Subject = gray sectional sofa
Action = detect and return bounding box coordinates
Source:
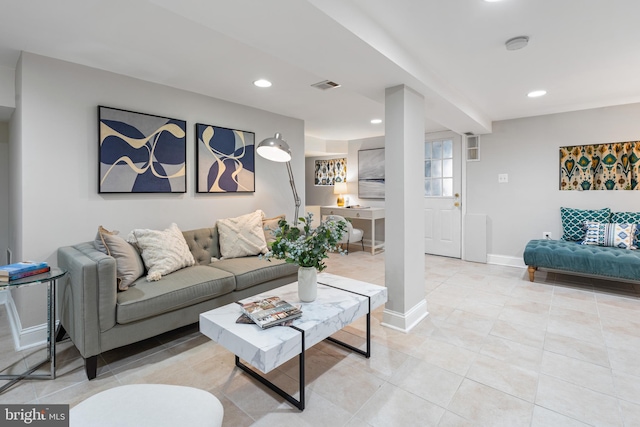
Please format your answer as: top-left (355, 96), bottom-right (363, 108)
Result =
top-left (57, 226), bottom-right (297, 380)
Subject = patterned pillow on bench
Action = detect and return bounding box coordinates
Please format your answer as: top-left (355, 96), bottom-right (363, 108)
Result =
top-left (582, 221), bottom-right (638, 250)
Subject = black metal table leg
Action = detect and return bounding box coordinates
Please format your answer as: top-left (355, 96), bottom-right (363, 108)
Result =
top-left (234, 325), bottom-right (306, 411)
top-left (319, 282), bottom-right (372, 358)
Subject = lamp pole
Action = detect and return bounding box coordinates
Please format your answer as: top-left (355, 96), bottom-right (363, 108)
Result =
top-left (257, 133), bottom-right (301, 225)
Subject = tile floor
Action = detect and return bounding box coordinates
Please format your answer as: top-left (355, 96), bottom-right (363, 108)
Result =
top-left (2, 251), bottom-right (640, 426)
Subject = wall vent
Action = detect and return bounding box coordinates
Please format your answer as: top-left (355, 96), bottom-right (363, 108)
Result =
top-left (467, 135), bottom-right (480, 161)
top-left (311, 80), bottom-right (341, 90)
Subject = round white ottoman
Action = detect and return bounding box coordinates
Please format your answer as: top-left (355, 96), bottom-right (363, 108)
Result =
top-left (70, 384), bottom-right (223, 427)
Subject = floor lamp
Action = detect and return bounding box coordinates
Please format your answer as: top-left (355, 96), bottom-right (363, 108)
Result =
top-left (257, 133), bottom-right (301, 226)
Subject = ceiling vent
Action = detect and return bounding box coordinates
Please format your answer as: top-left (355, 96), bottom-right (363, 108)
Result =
top-left (311, 80), bottom-right (341, 90)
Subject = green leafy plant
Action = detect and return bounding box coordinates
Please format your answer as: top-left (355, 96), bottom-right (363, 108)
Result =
top-left (263, 213), bottom-right (347, 271)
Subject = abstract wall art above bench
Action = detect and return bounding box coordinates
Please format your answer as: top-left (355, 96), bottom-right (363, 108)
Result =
top-left (559, 141), bottom-right (640, 191)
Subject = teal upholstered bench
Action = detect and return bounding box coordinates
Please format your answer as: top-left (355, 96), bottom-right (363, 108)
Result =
top-left (523, 239), bottom-right (640, 282)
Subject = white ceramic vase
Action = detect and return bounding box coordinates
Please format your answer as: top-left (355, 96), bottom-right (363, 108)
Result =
top-left (297, 266), bottom-right (317, 302)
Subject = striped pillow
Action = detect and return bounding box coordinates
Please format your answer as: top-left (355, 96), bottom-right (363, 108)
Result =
top-left (582, 221), bottom-right (638, 250)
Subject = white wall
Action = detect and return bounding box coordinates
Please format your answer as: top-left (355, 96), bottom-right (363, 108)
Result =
top-left (11, 52), bottom-right (305, 328)
top-left (0, 122), bottom-right (8, 263)
top-left (467, 103), bottom-right (640, 263)
top-left (0, 66), bottom-right (15, 109)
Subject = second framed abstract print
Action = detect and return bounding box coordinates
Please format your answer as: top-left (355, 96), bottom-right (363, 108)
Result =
top-left (196, 124), bottom-right (255, 193)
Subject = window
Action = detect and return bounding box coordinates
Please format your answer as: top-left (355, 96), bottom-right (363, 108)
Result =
top-left (425, 139), bottom-right (453, 197)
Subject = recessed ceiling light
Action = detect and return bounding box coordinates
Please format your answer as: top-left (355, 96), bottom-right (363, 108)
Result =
top-left (253, 79), bottom-right (272, 88)
top-left (370, 119), bottom-right (382, 124)
top-left (527, 90), bottom-right (547, 98)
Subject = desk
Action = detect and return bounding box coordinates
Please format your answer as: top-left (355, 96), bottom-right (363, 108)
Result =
top-left (0, 267), bottom-right (66, 393)
top-left (320, 206), bottom-right (385, 255)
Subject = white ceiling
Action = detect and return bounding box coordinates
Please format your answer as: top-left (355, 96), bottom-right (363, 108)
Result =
top-left (1, 0), bottom-right (640, 143)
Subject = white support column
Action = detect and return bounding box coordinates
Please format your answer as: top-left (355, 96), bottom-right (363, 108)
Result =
top-left (382, 85), bottom-right (428, 332)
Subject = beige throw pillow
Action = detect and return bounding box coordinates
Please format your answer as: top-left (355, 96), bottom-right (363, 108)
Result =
top-left (95, 226), bottom-right (144, 291)
top-left (262, 214), bottom-right (286, 245)
top-left (217, 210), bottom-right (268, 259)
top-left (127, 223), bottom-right (195, 281)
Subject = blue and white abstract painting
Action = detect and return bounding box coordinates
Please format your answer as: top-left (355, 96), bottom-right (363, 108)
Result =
top-left (196, 124), bottom-right (255, 193)
top-left (99, 106), bottom-right (186, 193)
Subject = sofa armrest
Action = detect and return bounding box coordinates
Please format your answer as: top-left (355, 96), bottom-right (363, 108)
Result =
top-left (57, 242), bottom-right (118, 358)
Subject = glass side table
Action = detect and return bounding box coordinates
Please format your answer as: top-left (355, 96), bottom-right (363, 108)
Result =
top-left (0, 267), bottom-right (67, 393)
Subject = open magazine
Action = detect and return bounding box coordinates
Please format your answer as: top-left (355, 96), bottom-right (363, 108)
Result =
top-left (238, 296), bottom-right (302, 328)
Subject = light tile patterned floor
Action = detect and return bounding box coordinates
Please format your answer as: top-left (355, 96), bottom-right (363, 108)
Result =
top-left (2, 251), bottom-right (640, 426)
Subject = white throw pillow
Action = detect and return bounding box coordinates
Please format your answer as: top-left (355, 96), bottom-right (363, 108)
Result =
top-left (217, 210), bottom-right (268, 259)
top-left (127, 223), bottom-right (195, 281)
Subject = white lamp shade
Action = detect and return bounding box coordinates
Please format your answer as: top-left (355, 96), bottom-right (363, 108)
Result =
top-left (256, 133), bottom-right (292, 162)
top-left (333, 182), bottom-right (348, 195)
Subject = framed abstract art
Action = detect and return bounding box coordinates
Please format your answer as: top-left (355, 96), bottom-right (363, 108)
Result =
top-left (196, 123), bottom-right (255, 193)
top-left (314, 158), bottom-right (346, 186)
top-left (98, 106), bottom-right (187, 193)
top-left (358, 148), bottom-right (385, 199)
top-left (559, 141), bottom-right (640, 190)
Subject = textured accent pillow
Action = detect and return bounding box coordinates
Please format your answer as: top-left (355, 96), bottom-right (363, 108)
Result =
top-left (95, 226), bottom-right (144, 291)
top-left (127, 223), bottom-right (195, 281)
top-left (582, 221), bottom-right (638, 249)
top-left (262, 214), bottom-right (286, 245)
top-left (611, 211), bottom-right (640, 245)
top-left (217, 210), bottom-right (268, 259)
top-left (560, 207), bottom-right (611, 241)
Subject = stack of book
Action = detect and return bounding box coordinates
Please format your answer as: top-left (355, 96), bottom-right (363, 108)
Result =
top-left (238, 296), bottom-right (302, 329)
top-left (0, 261), bottom-right (50, 282)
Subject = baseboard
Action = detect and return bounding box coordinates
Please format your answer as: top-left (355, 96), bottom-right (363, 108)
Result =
top-left (381, 299), bottom-right (429, 333)
top-left (487, 254), bottom-right (526, 268)
top-left (4, 293), bottom-right (48, 351)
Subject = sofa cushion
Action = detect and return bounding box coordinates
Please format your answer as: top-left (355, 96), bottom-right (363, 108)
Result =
top-left (182, 227), bottom-right (220, 265)
top-left (217, 210), bottom-right (268, 259)
top-left (94, 226), bottom-right (144, 291)
top-left (128, 223), bottom-right (196, 281)
top-left (116, 265), bottom-right (235, 324)
top-left (560, 207), bottom-right (611, 241)
top-left (582, 221), bottom-right (638, 249)
top-left (212, 257), bottom-right (298, 291)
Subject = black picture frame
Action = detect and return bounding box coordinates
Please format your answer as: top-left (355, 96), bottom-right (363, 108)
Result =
top-left (195, 123), bottom-right (255, 193)
top-left (98, 106), bottom-right (187, 193)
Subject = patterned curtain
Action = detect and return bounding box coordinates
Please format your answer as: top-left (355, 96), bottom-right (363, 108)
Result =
top-left (314, 158), bottom-right (347, 186)
top-left (559, 142), bottom-right (640, 190)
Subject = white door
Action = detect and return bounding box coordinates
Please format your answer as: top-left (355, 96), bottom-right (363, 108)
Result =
top-left (424, 135), bottom-right (462, 258)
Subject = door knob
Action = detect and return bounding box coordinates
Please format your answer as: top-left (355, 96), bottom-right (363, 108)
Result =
top-left (454, 193), bottom-right (460, 198)
top-left (454, 202), bottom-right (460, 207)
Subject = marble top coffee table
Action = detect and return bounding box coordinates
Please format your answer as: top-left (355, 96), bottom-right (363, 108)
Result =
top-left (199, 273), bottom-right (387, 410)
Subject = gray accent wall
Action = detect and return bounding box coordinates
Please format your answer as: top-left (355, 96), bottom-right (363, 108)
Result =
top-left (305, 155), bottom-right (342, 207)
top-left (466, 103), bottom-right (640, 263)
top-left (10, 52), bottom-right (305, 328)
